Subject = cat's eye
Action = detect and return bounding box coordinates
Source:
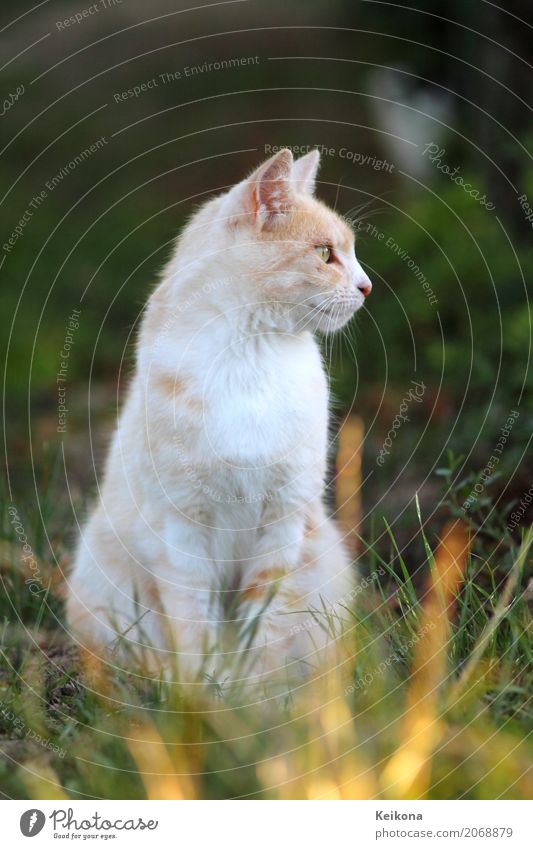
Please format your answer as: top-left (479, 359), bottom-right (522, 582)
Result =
top-left (315, 245), bottom-right (331, 263)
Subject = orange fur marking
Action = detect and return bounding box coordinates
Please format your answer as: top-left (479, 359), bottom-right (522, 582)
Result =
top-left (241, 567), bottom-right (286, 602)
top-left (304, 518), bottom-right (317, 538)
top-left (154, 373), bottom-right (189, 396)
top-left (153, 373), bottom-right (206, 413)
top-left (184, 396), bottom-right (205, 413)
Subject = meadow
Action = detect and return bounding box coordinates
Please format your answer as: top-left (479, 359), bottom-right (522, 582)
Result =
top-left (1, 444), bottom-right (531, 800)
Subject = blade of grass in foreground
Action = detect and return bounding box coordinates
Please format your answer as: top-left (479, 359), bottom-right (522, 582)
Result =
top-left (127, 721), bottom-right (195, 800)
top-left (380, 519), bottom-right (471, 799)
top-left (336, 414), bottom-right (364, 558)
top-left (446, 525), bottom-right (533, 711)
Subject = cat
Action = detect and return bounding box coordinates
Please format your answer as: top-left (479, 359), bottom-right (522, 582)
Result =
top-left (66, 148), bottom-right (372, 685)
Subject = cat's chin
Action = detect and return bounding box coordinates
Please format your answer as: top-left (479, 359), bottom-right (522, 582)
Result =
top-left (308, 302), bottom-right (361, 333)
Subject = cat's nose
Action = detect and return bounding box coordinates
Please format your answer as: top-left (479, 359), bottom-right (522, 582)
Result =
top-left (357, 278), bottom-right (372, 298)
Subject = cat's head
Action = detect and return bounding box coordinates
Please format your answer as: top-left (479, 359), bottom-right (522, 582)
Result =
top-left (212, 148), bottom-right (372, 332)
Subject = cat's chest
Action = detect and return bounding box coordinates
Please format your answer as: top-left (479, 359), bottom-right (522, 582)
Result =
top-left (199, 333), bottom-right (329, 465)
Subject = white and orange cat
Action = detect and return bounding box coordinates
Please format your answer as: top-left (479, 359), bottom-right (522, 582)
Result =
top-left (67, 148), bottom-right (372, 684)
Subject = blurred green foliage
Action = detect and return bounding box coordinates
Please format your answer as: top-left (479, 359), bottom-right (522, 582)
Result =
top-left (1, 0), bottom-right (531, 516)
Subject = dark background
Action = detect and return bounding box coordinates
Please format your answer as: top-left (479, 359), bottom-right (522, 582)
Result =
top-left (1, 0), bottom-right (531, 550)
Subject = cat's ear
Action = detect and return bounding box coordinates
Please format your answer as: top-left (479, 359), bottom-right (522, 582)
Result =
top-left (292, 150), bottom-right (320, 195)
top-left (236, 149), bottom-right (295, 227)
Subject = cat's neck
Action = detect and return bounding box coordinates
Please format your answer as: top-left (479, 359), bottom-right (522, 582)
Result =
top-left (139, 270), bottom-right (314, 377)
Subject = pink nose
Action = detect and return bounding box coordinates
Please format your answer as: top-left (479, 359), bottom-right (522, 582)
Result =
top-left (358, 279), bottom-right (372, 298)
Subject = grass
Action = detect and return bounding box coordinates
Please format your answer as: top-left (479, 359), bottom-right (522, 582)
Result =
top-left (0, 459), bottom-right (532, 800)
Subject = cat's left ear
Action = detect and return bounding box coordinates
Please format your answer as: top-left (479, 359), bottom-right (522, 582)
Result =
top-left (292, 150), bottom-right (320, 195)
top-left (231, 149), bottom-right (295, 228)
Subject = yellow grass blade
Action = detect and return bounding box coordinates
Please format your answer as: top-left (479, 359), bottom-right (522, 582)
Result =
top-left (127, 722), bottom-right (196, 800)
top-left (23, 762), bottom-right (69, 800)
top-left (336, 415), bottom-right (364, 557)
top-left (381, 520), bottom-right (470, 798)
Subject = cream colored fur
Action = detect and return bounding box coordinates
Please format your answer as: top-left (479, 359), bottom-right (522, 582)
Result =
top-left (66, 148), bottom-right (372, 685)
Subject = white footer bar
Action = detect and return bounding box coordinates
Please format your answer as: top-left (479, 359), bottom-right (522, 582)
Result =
top-left (4, 799), bottom-right (530, 848)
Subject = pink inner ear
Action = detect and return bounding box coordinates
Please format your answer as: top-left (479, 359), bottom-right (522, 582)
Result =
top-left (254, 150), bottom-right (294, 222)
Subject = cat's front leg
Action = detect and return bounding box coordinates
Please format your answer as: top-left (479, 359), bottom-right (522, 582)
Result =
top-left (152, 514), bottom-right (223, 683)
top-left (236, 501), bottom-right (352, 684)
top-left (235, 509), bottom-right (308, 676)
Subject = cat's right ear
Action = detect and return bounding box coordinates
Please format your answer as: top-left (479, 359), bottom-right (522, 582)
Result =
top-left (292, 149), bottom-right (320, 195)
top-left (230, 149), bottom-right (295, 228)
